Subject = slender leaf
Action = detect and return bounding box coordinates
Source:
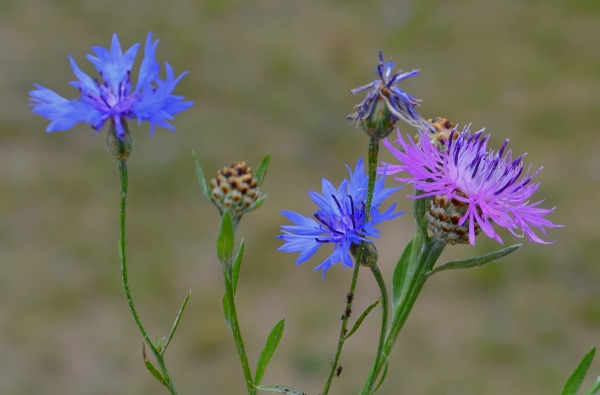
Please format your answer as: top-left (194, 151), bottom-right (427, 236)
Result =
top-left (232, 239), bottom-right (245, 295)
top-left (249, 195), bottom-right (268, 212)
top-left (562, 347), bottom-right (596, 395)
top-left (254, 384), bottom-right (306, 395)
top-left (162, 291), bottom-right (191, 354)
top-left (255, 153), bottom-right (271, 186)
top-left (143, 344), bottom-right (167, 386)
top-left (373, 360), bottom-right (389, 393)
top-left (584, 376), bottom-right (600, 395)
top-left (345, 298), bottom-right (380, 340)
top-left (217, 211), bottom-right (235, 264)
top-left (426, 244), bottom-right (522, 278)
top-left (193, 151), bottom-right (212, 201)
top-left (413, 191), bottom-right (429, 237)
top-left (255, 319), bottom-right (285, 385)
top-left (391, 239), bottom-right (413, 311)
top-left (223, 294), bottom-right (233, 330)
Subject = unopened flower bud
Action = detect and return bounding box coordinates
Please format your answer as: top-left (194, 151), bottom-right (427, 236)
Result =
top-left (360, 97), bottom-right (396, 140)
top-left (210, 162), bottom-right (261, 222)
top-left (414, 117), bottom-right (457, 154)
top-left (426, 193), bottom-right (481, 245)
top-left (350, 242), bottom-right (379, 267)
top-left (106, 119), bottom-right (133, 161)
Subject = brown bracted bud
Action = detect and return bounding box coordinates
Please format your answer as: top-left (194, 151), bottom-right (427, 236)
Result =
top-left (425, 193), bottom-right (481, 245)
top-left (209, 162), bottom-right (261, 219)
top-left (414, 117), bottom-right (458, 154)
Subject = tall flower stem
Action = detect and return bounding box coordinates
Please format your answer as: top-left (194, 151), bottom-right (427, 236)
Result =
top-left (118, 160), bottom-right (179, 395)
top-left (359, 236), bottom-right (446, 394)
top-left (222, 262), bottom-right (255, 395)
top-left (322, 139), bottom-right (381, 395)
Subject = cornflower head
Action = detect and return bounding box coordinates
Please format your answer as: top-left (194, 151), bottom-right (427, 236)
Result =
top-left (278, 158), bottom-right (403, 277)
top-left (348, 51), bottom-right (432, 139)
top-left (29, 32), bottom-right (193, 158)
top-left (382, 127), bottom-right (562, 245)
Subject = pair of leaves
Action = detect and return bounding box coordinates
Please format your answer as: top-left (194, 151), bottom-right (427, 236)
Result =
top-left (562, 347), bottom-right (600, 395)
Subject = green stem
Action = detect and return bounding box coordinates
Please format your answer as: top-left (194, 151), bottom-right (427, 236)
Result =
top-left (322, 139), bottom-right (380, 395)
top-left (360, 237), bottom-right (446, 394)
top-left (222, 262), bottom-right (255, 395)
top-left (118, 160), bottom-right (178, 395)
top-left (366, 265), bottom-right (388, 389)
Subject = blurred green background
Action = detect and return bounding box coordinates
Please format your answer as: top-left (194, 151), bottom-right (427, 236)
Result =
top-left (2, 0), bottom-right (599, 394)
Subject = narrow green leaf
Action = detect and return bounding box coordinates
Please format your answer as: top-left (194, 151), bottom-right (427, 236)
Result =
top-left (222, 294), bottom-right (233, 330)
top-left (345, 298), bottom-right (380, 340)
top-left (249, 195), bottom-right (268, 212)
top-left (562, 347), bottom-right (596, 395)
top-left (193, 151), bottom-right (212, 201)
top-left (584, 376), bottom-right (600, 395)
top-left (254, 153), bottom-right (271, 186)
top-left (217, 211), bottom-right (235, 264)
top-left (373, 360), bottom-right (389, 393)
top-left (413, 191), bottom-right (429, 238)
top-left (254, 384), bottom-right (306, 395)
top-left (391, 239), bottom-right (413, 311)
top-left (162, 291), bottom-right (191, 355)
top-left (232, 239), bottom-right (245, 295)
top-left (143, 344), bottom-right (168, 386)
top-left (426, 244), bottom-right (522, 278)
top-left (255, 319), bottom-right (285, 385)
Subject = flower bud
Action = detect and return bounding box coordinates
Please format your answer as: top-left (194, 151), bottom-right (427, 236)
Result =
top-left (210, 162), bottom-right (261, 222)
top-left (426, 193), bottom-right (481, 245)
top-left (106, 119), bottom-right (133, 161)
top-left (360, 97), bottom-right (396, 140)
top-left (414, 117), bottom-right (457, 154)
top-left (350, 242), bottom-right (379, 267)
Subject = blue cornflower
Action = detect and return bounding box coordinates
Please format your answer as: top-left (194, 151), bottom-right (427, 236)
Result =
top-left (277, 158), bottom-right (403, 277)
top-left (348, 51), bottom-right (431, 136)
top-left (29, 32), bottom-right (193, 141)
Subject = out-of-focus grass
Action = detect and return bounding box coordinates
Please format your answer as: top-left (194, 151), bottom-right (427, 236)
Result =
top-left (1, 0), bottom-right (599, 394)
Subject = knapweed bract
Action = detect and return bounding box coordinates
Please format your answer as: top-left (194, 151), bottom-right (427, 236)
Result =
top-left (382, 127), bottom-right (562, 245)
top-left (29, 32), bottom-right (193, 141)
top-left (278, 158), bottom-right (402, 277)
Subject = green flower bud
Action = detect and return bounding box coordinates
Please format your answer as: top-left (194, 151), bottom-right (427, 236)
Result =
top-left (360, 97), bottom-right (396, 140)
top-left (106, 119), bottom-right (133, 161)
top-left (350, 242), bottom-right (379, 267)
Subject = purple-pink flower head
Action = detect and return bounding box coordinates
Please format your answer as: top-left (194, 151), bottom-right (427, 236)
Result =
top-left (381, 127), bottom-right (562, 245)
top-left (29, 32), bottom-right (193, 141)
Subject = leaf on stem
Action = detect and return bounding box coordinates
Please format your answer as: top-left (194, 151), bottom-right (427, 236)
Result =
top-left (232, 239), bottom-right (245, 295)
top-left (562, 347), bottom-right (596, 395)
top-left (391, 238), bottom-right (413, 311)
top-left (217, 211), bottom-right (235, 265)
top-left (373, 359), bottom-right (389, 393)
top-left (223, 294), bottom-right (233, 330)
top-left (143, 343), bottom-right (168, 386)
top-left (425, 244), bottom-right (522, 279)
top-left (345, 298), bottom-right (380, 340)
top-left (413, 191), bottom-right (429, 238)
top-left (162, 291), bottom-right (191, 355)
top-left (255, 153), bottom-right (271, 186)
top-left (193, 151), bottom-right (212, 201)
top-left (249, 195), bottom-right (268, 212)
top-left (253, 384), bottom-right (306, 395)
top-left (584, 376), bottom-right (600, 395)
top-left (255, 319), bottom-right (285, 385)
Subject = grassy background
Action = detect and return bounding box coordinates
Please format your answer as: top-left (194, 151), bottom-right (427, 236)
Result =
top-left (1, 0), bottom-right (599, 394)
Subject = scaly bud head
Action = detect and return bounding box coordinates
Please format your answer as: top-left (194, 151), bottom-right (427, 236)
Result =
top-left (426, 193), bottom-right (481, 245)
top-left (349, 242), bottom-right (379, 267)
top-left (106, 118), bottom-right (133, 161)
top-left (360, 96), bottom-right (396, 140)
top-left (413, 117), bottom-right (458, 154)
top-left (210, 162), bottom-right (261, 220)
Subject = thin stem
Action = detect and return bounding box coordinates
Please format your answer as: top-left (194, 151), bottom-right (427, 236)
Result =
top-left (322, 139), bottom-right (380, 395)
top-left (118, 160), bottom-right (178, 395)
top-left (361, 237), bottom-right (446, 393)
top-left (367, 265), bottom-right (388, 388)
top-left (222, 263), bottom-right (255, 395)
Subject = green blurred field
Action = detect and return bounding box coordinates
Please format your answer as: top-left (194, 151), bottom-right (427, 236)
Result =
top-left (1, 0), bottom-right (599, 394)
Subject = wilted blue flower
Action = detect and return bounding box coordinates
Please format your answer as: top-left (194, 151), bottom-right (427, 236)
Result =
top-left (278, 158), bottom-right (403, 277)
top-left (29, 32), bottom-right (193, 140)
top-left (348, 51), bottom-right (431, 136)
top-left (382, 127), bottom-right (562, 245)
